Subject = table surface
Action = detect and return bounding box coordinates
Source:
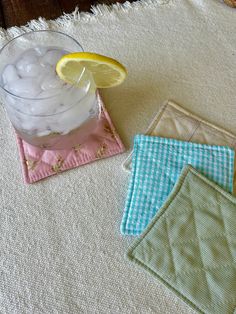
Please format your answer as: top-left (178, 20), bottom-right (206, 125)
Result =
top-left (0, 0), bottom-right (234, 29)
top-left (0, 1), bottom-right (235, 313)
top-left (0, 0), bottom-right (130, 28)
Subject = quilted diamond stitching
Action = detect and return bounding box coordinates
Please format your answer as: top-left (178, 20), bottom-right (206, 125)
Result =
top-left (215, 190), bottom-right (236, 265)
top-left (152, 104), bottom-right (199, 141)
top-left (127, 166), bottom-right (236, 314)
top-left (165, 171), bottom-right (235, 294)
top-left (122, 101), bottom-right (236, 196)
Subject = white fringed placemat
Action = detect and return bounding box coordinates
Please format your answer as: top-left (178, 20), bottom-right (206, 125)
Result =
top-left (0, 1), bottom-right (235, 313)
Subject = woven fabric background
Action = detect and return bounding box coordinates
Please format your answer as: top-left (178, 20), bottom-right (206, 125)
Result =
top-left (0, 0), bottom-right (235, 313)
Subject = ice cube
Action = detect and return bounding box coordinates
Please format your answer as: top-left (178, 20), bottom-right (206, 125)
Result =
top-left (37, 65), bottom-right (53, 83)
top-left (17, 63), bottom-right (45, 78)
top-left (41, 73), bottom-right (64, 90)
top-left (2, 64), bottom-right (20, 85)
top-left (61, 86), bottom-right (87, 109)
top-left (5, 96), bottom-right (34, 115)
top-left (20, 118), bottom-right (38, 132)
top-left (18, 114), bottom-right (50, 134)
top-left (34, 46), bottom-right (49, 56)
top-left (7, 78), bottom-right (41, 98)
top-left (52, 89), bottom-right (75, 114)
top-left (39, 49), bottom-right (66, 66)
top-left (55, 101), bottom-right (90, 134)
top-left (16, 54), bottom-right (38, 73)
top-left (38, 88), bottom-right (61, 98)
top-left (20, 48), bottom-right (38, 60)
top-left (43, 92), bottom-right (97, 135)
top-left (37, 116), bottom-right (60, 135)
top-left (29, 89), bottom-right (62, 115)
top-left (36, 129), bottom-right (51, 137)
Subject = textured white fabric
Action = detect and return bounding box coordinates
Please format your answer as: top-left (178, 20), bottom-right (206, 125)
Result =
top-left (0, 1), bottom-right (235, 313)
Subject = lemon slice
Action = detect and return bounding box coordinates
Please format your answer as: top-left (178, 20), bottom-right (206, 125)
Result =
top-left (56, 52), bottom-right (127, 88)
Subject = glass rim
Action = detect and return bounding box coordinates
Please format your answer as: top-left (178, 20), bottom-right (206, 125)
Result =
top-left (0, 30), bottom-right (84, 100)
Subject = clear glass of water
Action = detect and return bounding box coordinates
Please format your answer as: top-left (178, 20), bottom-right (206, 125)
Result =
top-left (0, 30), bottom-right (100, 150)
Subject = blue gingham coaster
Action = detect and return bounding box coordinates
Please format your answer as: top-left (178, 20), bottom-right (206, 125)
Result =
top-left (121, 135), bottom-right (235, 235)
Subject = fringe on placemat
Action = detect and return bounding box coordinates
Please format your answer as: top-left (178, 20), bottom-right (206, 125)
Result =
top-left (0, 0), bottom-right (172, 40)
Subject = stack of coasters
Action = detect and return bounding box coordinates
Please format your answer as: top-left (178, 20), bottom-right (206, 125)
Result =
top-left (122, 101), bottom-right (236, 312)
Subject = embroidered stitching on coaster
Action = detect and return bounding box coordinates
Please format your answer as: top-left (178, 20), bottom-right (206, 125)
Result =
top-left (17, 93), bottom-right (125, 184)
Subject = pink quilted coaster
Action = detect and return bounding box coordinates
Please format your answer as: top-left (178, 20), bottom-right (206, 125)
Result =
top-left (16, 94), bottom-right (125, 184)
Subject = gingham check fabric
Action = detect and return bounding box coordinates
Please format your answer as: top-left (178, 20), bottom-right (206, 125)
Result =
top-left (121, 135), bottom-right (235, 235)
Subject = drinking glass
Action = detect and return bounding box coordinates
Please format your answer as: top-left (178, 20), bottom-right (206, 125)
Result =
top-left (0, 30), bottom-right (100, 150)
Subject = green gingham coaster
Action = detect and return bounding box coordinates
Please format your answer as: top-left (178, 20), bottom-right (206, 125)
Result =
top-left (120, 135), bottom-right (235, 235)
top-left (127, 165), bottom-right (236, 314)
